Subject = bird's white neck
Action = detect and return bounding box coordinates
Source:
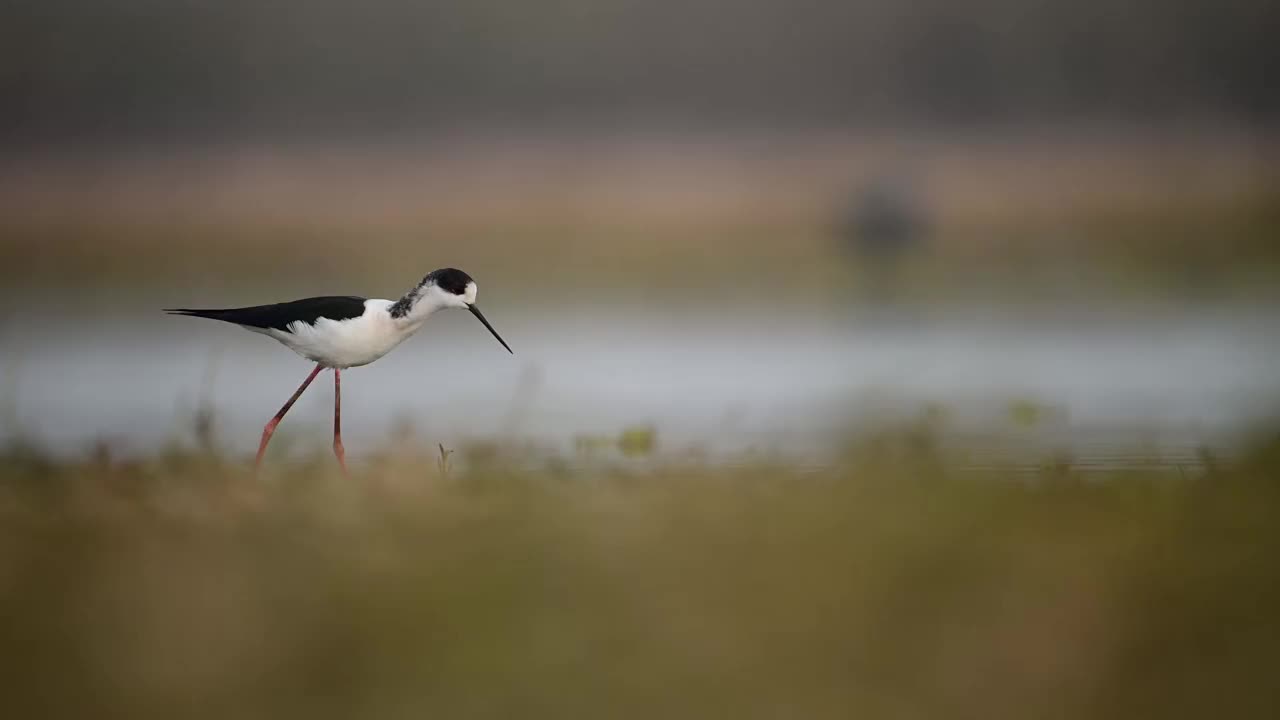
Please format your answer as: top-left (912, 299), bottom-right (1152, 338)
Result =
top-left (387, 282), bottom-right (450, 327)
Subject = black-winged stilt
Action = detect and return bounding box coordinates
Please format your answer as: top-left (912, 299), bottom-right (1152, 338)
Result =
top-left (167, 268), bottom-right (512, 474)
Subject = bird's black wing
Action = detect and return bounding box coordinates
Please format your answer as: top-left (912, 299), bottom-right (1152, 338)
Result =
top-left (165, 296), bottom-right (368, 331)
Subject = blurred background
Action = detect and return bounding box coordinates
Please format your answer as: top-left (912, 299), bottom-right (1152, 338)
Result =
top-left (2, 2), bottom-right (1280, 717)
top-left (1, 0), bottom-right (1278, 459)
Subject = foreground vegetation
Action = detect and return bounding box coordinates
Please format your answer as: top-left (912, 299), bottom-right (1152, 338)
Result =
top-left (2, 433), bottom-right (1278, 719)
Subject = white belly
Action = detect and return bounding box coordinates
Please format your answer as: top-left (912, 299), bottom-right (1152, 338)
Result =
top-left (260, 303), bottom-right (417, 368)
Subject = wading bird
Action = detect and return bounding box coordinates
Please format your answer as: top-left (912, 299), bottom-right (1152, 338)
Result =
top-left (167, 268), bottom-right (512, 474)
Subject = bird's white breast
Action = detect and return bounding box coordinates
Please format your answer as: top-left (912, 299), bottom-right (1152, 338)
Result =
top-left (265, 300), bottom-right (416, 368)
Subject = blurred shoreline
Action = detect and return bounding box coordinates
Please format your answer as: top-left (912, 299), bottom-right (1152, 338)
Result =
top-left (2, 128), bottom-right (1277, 293)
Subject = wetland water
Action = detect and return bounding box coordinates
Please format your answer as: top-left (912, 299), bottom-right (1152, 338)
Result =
top-left (2, 298), bottom-right (1277, 462)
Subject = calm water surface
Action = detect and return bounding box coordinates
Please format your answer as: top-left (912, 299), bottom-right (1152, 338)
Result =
top-left (3, 298), bottom-right (1277, 460)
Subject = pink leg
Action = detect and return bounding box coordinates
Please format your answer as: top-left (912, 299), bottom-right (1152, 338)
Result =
top-left (333, 368), bottom-right (348, 476)
top-left (255, 363), bottom-right (323, 472)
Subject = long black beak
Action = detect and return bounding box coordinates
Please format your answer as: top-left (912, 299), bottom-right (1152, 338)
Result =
top-left (469, 304), bottom-right (513, 354)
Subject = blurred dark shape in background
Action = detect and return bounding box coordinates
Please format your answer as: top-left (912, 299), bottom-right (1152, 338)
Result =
top-left (837, 170), bottom-right (932, 303)
top-left (840, 174), bottom-right (930, 261)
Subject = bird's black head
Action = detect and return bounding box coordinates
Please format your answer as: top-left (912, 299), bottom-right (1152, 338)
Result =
top-left (420, 267), bottom-right (513, 354)
top-left (425, 268), bottom-right (474, 297)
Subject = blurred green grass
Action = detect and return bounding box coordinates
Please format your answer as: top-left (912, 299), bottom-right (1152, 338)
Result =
top-left (2, 432), bottom-right (1278, 719)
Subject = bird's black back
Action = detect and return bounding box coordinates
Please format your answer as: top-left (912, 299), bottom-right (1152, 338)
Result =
top-left (166, 296), bottom-right (368, 331)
